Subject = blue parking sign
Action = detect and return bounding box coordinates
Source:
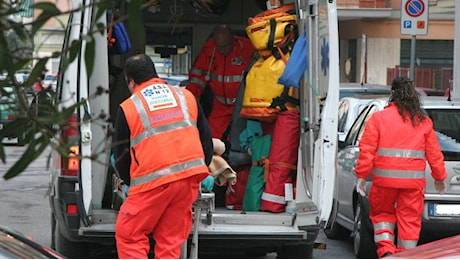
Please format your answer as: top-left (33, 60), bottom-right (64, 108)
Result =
top-left (403, 21), bottom-right (412, 29)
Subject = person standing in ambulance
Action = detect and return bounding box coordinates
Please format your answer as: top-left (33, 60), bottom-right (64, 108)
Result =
top-left (113, 54), bottom-right (213, 259)
top-left (186, 25), bottom-right (254, 139)
top-left (355, 76), bottom-right (447, 258)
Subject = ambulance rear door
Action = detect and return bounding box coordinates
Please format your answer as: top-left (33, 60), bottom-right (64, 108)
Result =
top-left (295, 0), bottom-right (339, 228)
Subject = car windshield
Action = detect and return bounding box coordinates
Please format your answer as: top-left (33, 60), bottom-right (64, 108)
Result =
top-left (45, 75), bottom-right (57, 81)
top-left (0, 87), bottom-right (15, 102)
top-left (426, 109), bottom-right (460, 159)
top-left (161, 77), bottom-right (188, 87)
top-left (163, 78), bottom-right (181, 86)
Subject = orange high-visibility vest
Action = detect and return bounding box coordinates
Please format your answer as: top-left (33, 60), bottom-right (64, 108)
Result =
top-left (120, 78), bottom-right (209, 195)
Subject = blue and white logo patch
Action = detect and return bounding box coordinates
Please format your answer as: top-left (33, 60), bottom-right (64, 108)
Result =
top-left (142, 84), bottom-right (178, 111)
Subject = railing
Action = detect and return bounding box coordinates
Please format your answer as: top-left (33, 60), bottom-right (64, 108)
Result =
top-left (387, 66), bottom-right (453, 91)
top-left (337, 0), bottom-right (390, 8)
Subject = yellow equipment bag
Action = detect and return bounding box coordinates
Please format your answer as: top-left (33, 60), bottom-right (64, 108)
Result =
top-left (246, 4), bottom-right (297, 57)
top-left (240, 54), bottom-right (297, 122)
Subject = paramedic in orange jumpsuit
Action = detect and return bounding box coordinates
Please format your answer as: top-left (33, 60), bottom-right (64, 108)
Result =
top-left (355, 76), bottom-right (447, 258)
top-left (186, 25), bottom-right (254, 139)
top-left (113, 54), bottom-right (213, 259)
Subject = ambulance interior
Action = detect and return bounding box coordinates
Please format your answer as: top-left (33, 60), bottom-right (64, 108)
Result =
top-left (105, 0), bottom-right (300, 209)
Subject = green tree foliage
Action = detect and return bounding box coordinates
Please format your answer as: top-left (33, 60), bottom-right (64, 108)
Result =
top-left (0, 0), bottom-right (144, 180)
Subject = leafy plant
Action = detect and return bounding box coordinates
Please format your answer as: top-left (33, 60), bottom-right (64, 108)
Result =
top-left (0, 0), bottom-right (144, 179)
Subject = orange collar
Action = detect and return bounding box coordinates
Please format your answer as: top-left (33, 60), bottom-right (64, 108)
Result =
top-left (133, 78), bottom-right (168, 93)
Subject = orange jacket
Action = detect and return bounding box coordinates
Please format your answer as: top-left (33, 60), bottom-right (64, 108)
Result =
top-left (186, 35), bottom-right (254, 104)
top-left (355, 102), bottom-right (447, 189)
top-left (120, 78), bottom-right (209, 195)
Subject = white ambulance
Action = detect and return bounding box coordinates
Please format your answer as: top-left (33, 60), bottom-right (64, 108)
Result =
top-left (48, 0), bottom-right (340, 258)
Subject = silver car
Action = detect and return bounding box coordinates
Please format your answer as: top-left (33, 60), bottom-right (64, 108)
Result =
top-left (339, 82), bottom-right (391, 99)
top-left (337, 95), bottom-right (389, 143)
top-left (326, 96), bottom-right (460, 258)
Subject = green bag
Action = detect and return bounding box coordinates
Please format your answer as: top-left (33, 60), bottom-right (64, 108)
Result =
top-left (242, 134), bottom-right (272, 211)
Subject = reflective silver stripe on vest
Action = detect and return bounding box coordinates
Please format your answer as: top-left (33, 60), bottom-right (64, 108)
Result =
top-left (189, 77), bottom-right (207, 88)
top-left (372, 168), bottom-right (425, 179)
top-left (130, 158), bottom-right (206, 186)
top-left (374, 222), bottom-right (395, 232)
top-left (397, 239), bottom-right (418, 249)
top-left (261, 192), bottom-right (285, 204)
top-left (131, 94), bottom-right (151, 133)
top-left (374, 232), bottom-right (394, 243)
top-left (190, 67), bottom-right (205, 76)
top-left (130, 86), bottom-right (196, 148)
top-left (210, 74), bottom-right (243, 83)
top-left (377, 148), bottom-right (425, 159)
top-left (214, 95), bottom-right (237, 105)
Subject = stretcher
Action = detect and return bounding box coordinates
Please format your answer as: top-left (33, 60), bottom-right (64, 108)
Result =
top-left (181, 191), bottom-right (215, 259)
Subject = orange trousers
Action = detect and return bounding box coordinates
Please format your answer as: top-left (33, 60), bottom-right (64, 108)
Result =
top-left (115, 177), bottom-right (200, 259)
top-left (368, 185), bottom-right (424, 258)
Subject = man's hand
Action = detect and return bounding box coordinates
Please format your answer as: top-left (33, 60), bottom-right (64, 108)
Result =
top-left (356, 178), bottom-right (367, 197)
top-left (435, 180), bottom-right (446, 195)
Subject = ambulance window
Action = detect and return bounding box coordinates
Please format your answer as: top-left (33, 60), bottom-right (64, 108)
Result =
top-left (146, 45), bottom-right (192, 76)
top-left (144, 26), bottom-right (192, 76)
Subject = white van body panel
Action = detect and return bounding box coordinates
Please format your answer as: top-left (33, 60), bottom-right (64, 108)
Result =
top-left (317, 0), bottom-right (339, 223)
top-left (50, 0), bottom-right (340, 257)
top-left (78, 0), bottom-right (93, 215)
top-left (87, 6), bottom-right (111, 209)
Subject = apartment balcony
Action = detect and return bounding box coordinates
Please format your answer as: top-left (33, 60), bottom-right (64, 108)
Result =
top-left (338, 0), bottom-right (390, 9)
top-left (337, 0), bottom-right (393, 20)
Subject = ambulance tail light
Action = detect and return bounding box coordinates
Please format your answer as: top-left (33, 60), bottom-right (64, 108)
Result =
top-left (61, 114), bottom-right (80, 176)
top-left (66, 204), bottom-right (78, 214)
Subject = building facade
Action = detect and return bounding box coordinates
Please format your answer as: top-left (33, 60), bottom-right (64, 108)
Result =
top-left (337, 0), bottom-right (455, 90)
top-left (31, 0), bottom-right (456, 89)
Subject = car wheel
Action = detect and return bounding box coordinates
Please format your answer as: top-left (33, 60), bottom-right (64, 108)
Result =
top-left (51, 214), bottom-right (56, 250)
top-left (277, 244), bottom-right (313, 259)
top-left (324, 219), bottom-right (351, 240)
top-left (55, 222), bottom-right (88, 258)
top-left (16, 131), bottom-right (27, 146)
top-left (353, 201), bottom-right (378, 259)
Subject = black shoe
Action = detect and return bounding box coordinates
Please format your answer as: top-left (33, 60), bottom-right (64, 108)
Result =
top-left (381, 252), bottom-right (393, 258)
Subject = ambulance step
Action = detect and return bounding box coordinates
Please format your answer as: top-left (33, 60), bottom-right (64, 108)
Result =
top-left (211, 210), bottom-right (294, 226)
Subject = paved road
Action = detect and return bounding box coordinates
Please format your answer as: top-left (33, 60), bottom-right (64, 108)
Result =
top-left (0, 144), bottom-right (357, 258)
top-left (0, 144), bottom-right (52, 247)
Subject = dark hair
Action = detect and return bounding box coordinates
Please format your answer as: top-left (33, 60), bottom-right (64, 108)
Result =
top-left (389, 76), bottom-right (426, 126)
top-left (124, 54), bottom-right (158, 84)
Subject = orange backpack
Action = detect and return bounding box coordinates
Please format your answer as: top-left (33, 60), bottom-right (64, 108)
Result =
top-left (240, 4), bottom-right (299, 122)
top-left (245, 4), bottom-right (297, 58)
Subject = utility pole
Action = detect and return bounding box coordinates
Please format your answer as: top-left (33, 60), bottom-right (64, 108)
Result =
top-left (454, 1), bottom-right (459, 98)
top-left (409, 35), bottom-right (416, 80)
